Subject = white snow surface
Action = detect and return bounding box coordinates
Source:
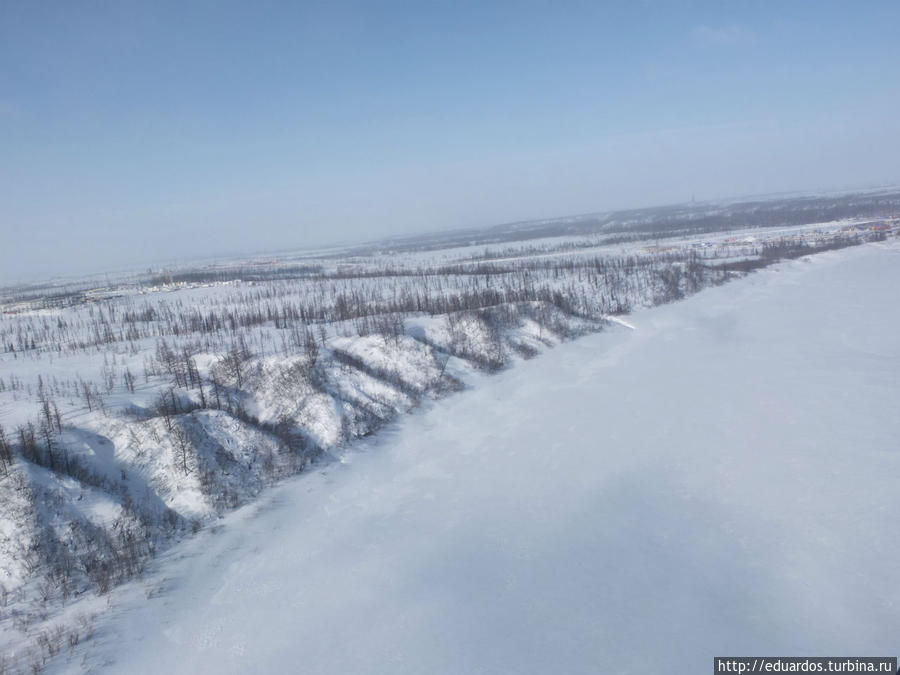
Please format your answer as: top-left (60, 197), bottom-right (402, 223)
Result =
top-left (54, 242), bottom-right (900, 673)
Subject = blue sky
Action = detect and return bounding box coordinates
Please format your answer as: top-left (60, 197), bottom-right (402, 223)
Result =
top-left (2, 1), bottom-right (899, 281)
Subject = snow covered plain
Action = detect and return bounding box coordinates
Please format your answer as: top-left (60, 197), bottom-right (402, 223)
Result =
top-left (50, 241), bottom-right (900, 673)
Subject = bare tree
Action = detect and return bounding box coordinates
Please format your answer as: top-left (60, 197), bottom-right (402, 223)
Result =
top-left (171, 424), bottom-right (192, 476)
top-left (0, 425), bottom-right (11, 476)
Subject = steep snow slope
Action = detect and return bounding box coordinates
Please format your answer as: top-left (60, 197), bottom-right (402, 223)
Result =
top-left (54, 242), bottom-right (900, 673)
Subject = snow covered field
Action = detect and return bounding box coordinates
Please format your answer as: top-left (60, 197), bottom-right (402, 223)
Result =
top-left (50, 241), bottom-right (900, 673)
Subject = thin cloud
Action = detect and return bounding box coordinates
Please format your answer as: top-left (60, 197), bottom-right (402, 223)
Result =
top-left (692, 24), bottom-right (757, 46)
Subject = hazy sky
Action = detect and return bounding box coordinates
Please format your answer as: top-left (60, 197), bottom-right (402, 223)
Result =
top-left (2, 1), bottom-right (899, 281)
